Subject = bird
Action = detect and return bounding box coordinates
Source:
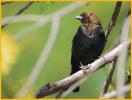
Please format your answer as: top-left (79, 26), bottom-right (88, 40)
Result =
top-left (70, 12), bottom-right (106, 92)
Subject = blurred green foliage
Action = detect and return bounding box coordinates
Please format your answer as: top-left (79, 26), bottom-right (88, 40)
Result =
top-left (2, 1), bottom-right (130, 98)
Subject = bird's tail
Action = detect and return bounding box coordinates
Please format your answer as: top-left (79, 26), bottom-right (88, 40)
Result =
top-left (73, 86), bottom-right (80, 92)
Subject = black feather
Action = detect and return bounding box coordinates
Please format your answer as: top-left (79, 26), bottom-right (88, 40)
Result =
top-left (70, 26), bottom-right (105, 92)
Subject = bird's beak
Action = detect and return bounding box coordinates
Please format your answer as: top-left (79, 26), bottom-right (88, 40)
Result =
top-left (74, 16), bottom-right (83, 20)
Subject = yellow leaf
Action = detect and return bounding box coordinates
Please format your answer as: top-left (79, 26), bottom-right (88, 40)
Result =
top-left (2, 32), bottom-right (20, 75)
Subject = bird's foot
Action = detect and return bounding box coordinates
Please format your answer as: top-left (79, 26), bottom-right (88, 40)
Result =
top-left (79, 65), bottom-right (85, 69)
top-left (80, 64), bottom-right (91, 69)
top-left (80, 64), bottom-right (91, 75)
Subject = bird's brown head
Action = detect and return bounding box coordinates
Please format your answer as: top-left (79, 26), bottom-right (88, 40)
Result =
top-left (74, 12), bottom-right (103, 37)
top-left (74, 12), bottom-right (101, 25)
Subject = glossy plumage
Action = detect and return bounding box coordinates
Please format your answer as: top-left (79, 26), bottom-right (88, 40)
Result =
top-left (70, 12), bottom-right (106, 92)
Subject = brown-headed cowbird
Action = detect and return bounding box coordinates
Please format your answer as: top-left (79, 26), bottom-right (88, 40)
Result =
top-left (70, 12), bottom-right (106, 92)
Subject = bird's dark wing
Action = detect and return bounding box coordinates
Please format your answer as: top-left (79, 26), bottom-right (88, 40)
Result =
top-left (70, 54), bottom-right (80, 92)
top-left (70, 54), bottom-right (81, 75)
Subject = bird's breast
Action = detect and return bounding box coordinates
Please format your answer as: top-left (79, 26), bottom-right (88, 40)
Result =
top-left (72, 31), bottom-right (105, 64)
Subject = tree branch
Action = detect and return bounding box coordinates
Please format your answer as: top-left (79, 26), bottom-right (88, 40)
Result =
top-left (116, 15), bottom-right (130, 98)
top-left (105, 2), bottom-right (122, 39)
top-left (35, 41), bottom-right (130, 98)
top-left (2, 2), bottom-right (34, 29)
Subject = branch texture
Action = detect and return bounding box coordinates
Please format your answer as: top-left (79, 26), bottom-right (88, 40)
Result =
top-left (35, 41), bottom-right (130, 98)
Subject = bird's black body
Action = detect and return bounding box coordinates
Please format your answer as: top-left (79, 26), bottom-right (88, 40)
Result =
top-left (70, 12), bottom-right (106, 92)
top-left (71, 26), bottom-right (105, 66)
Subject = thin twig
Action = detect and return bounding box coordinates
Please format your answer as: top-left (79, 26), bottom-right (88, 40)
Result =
top-left (105, 2), bottom-right (122, 39)
top-left (101, 84), bottom-right (130, 98)
top-left (100, 58), bottom-right (117, 96)
top-left (105, 8), bottom-right (130, 54)
top-left (35, 41), bottom-right (130, 98)
top-left (2, 1), bottom-right (13, 5)
top-left (2, 2), bottom-right (34, 29)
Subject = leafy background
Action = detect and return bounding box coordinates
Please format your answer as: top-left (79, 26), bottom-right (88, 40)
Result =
top-left (2, 1), bottom-right (130, 98)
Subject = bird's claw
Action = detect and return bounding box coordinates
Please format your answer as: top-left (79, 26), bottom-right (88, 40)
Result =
top-left (80, 64), bottom-right (91, 75)
top-left (80, 65), bottom-right (85, 69)
top-left (80, 64), bottom-right (91, 69)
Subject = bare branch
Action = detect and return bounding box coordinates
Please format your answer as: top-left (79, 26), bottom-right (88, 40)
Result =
top-left (35, 41), bottom-right (130, 98)
top-left (14, 17), bottom-right (60, 98)
top-left (2, 2), bottom-right (34, 29)
top-left (116, 16), bottom-right (130, 98)
top-left (2, 14), bottom-right (50, 25)
top-left (101, 84), bottom-right (130, 98)
top-left (100, 58), bottom-right (117, 96)
top-left (2, 1), bottom-right (13, 5)
top-left (105, 2), bottom-right (122, 39)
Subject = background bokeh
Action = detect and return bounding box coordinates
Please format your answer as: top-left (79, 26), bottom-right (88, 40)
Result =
top-left (2, 1), bottom-right (130, 98)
